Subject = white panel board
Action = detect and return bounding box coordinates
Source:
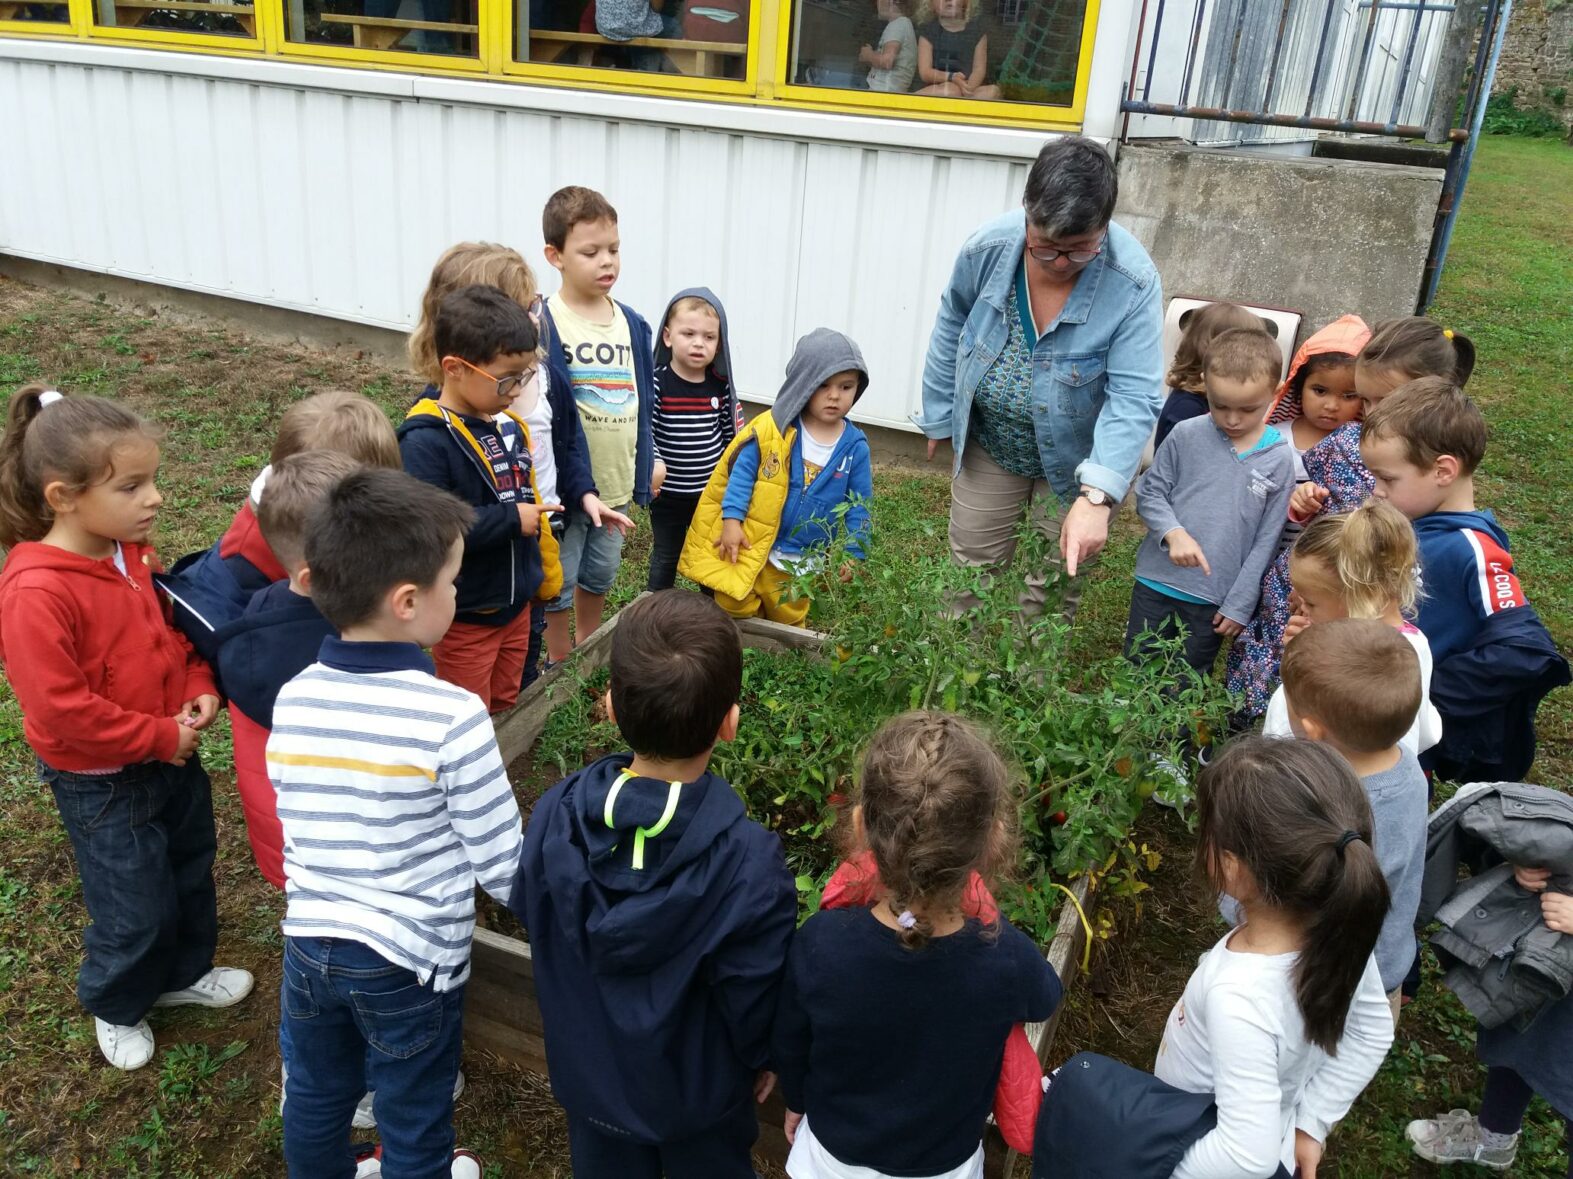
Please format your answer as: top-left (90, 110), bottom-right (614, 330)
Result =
top-left (0, 51), bottom-right (1042, 432)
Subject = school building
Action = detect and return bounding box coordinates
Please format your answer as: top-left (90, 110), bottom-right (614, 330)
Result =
top-left (1, 0), bottom-right (1472, 430)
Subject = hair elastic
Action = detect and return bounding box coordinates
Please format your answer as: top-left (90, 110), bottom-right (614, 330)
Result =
top-left (896, 909), bottom-right (917, 930)
top-left (37, 390), bottom-right (63, 407)
top-left (1442, 329), bottom-right (1454, 340)
top-left (1335, 830), bottom-right (1362, 855)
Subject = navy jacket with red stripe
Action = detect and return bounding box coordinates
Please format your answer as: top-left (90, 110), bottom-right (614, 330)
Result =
top-left (1415, 510), bottom-right (1527, 663)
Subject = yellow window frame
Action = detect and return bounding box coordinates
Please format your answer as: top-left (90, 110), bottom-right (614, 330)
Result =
top-left (6, 0), bottom-right (1098, 132)
top-left (769, 0), bottom-right (1098, 129)
top-left (497, 0), bottom-right (761, 97)
top-left (273, 0), bottom-right (494, 74)
top-left (0, 0), bottom-right (73, 36)
top-left (67, 0), bottom-right (269, 52)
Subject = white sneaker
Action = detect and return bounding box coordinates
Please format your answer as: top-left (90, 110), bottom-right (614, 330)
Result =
top-left (351, 1147), bottom-right (479, 1178)
top-left (1406, 1109), bottom-right (1519, 1169)
top-left (353, 1068), bottom-right (466, 1129)
top-left (154, 965), bottom-right (255, 1008)
top-left (95, 1016), bottom-right (155, 1070)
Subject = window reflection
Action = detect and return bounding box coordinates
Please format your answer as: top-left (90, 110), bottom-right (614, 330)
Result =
top-left (285, 0), bottom-right (479, 55)
top-left (518, 0), bottom-right (748, 77)
top-left (793, 0), bottom-right (1085, 104)
top-left (94, 0), bottom-right (256, 37)
top-left (1, 2), bottom-right (70, 22)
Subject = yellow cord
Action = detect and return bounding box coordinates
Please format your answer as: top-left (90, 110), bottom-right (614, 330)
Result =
top-left (1048, 881), bottom-right (1095, 974)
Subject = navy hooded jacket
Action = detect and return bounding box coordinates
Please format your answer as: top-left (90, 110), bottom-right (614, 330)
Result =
top-left (1414, 509), bottom-right (1526, 663)
top-left (509, 753), bottom-right (797, 1142)
top-left (397, 403), bottom-right (545, 628)
top-left (539, 299), bottom-right (660, 508)
top-left (214, 580), bottom-right (335, 728)
top-left (1424, 604), bottom-right (1570, 783)
top-left (1032, 1052), bottom-right (1223, 1179)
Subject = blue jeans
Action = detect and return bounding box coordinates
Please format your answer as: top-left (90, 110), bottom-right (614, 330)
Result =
top-left (281, 936), bottom-right (466, 1179)
top-left (42, 757), bottom-right (218, 1025)
top-left (550, 501), bottom-right (632, 609)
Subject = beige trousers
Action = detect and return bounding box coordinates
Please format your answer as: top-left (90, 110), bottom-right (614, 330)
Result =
top-left (947, 445), bottom-right (1103, 621)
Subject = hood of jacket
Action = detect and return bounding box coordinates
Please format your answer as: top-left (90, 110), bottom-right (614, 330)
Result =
top-left (653, 286), bottom-right (737, 391)
top-left (0, 539), bottom-right (173, 614)
top-left (1266, 314), bottom-right (1371, 425)
top-left (1031, 1051), bottom-right (1218, 1179)
top-left (217, 500), bottom-right (289, 584)
top-left (1415, 508), bottom-right (1511, 550)
top-left (772, 328), bottom-right (869, 432)
top-left (215, 579), bottom-right (336, 729)
top-left (533, 752), bottom-right (758, 971)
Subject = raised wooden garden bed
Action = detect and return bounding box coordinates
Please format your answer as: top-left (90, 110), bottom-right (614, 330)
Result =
top-left (465, 605), bottom-right (1093, 1177)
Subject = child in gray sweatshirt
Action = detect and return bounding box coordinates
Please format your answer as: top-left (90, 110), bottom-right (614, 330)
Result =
top-left (1126, 327), bottom-right (1292, 678)
top-left (1281, 619), bottom-right (1428, 1018)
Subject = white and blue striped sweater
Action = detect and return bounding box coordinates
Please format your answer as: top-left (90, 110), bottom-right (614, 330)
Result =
top-left (268, 639), bottom-right (523, 991)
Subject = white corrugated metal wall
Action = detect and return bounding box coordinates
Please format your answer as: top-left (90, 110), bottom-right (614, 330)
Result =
top-left (0, 52), bottom-right (1040, 430)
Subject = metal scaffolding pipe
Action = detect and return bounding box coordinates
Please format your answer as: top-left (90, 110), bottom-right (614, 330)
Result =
top-left (1117, 99), bottom-right (1470, 140)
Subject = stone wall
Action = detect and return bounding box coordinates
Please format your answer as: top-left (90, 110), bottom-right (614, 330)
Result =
top-left (1493, 0), bottom-right (1573, 131)
top-left (1114, 144), bottom-right (1443, 344)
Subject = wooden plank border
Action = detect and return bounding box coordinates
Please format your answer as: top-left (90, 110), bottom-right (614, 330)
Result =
top-left (469, 602), bottom-right (1093, 1177)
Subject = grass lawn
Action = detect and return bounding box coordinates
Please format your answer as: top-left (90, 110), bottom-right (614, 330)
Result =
top-left (0, 134), bottom-right (1568, 1177)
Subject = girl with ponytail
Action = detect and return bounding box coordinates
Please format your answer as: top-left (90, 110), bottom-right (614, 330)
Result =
top-left (1228, 315), bottom-right (1477, 719)
top-left (772, 711), bottom-right (1062, 1179)
top-left (0, 386), bottom-right (252, 1072)
top-left (1260, 500), bottom-right (1442, 756)
top-left (1156, 736), bottom-right (1395, 1179)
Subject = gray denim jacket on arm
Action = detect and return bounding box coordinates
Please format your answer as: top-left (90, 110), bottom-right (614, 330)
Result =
top-left (914, 210), bottom-right (1164, 503)
top-left (1419, 780), bottom-right (1573, 1030)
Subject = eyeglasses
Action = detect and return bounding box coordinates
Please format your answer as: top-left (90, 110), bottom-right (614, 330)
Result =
top-left (1026, 235), bottom-right (1106, 265)
top-left (448, 355), bottom-right (537, 398)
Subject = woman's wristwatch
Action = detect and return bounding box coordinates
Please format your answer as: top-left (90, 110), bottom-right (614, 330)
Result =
top-left (1078, 486), bottom-right (1114, 508)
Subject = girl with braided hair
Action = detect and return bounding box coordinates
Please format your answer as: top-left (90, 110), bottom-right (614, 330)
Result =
top-left (771, 711), bottom-right (1062, 1179)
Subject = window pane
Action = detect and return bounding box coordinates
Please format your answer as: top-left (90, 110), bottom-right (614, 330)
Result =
top-left (1, 2), bottom-right (70, 22)
top-left (286, 0), bottom-right (479, 56)
top-left (516, 0), bottom-right (748, 78)
top-left (93, 0), bottom-right (256, 36)
top-left (791, 0), bottom-right (1085, 105)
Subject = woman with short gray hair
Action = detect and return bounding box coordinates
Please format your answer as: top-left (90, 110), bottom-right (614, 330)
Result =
top-left (916, 136), bottom-right (1164, 618)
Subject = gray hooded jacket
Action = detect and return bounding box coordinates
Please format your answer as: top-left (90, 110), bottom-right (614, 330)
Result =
top-left (1419, 781), bottom-right (1573, 1029)
top-left (769, 327), bottom-right (869, 432)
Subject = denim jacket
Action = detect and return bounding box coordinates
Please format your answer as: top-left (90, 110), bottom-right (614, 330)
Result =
top-left (914, 211), bottom-right (1164, 502)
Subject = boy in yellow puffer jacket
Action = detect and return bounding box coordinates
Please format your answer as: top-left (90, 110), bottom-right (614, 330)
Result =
top-left (398, 285), bottom-right (563, 712)
top-left (680, 328), bottom-right (874, 626)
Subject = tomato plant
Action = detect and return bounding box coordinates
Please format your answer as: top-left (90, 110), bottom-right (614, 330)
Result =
top-left (532, 512), bottom-right (1230, 948)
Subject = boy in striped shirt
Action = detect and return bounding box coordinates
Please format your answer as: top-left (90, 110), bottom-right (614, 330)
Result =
top-left (647, 288), bottom-right (742, 591)
top-left (268, 468), bottom-right (523, 1179)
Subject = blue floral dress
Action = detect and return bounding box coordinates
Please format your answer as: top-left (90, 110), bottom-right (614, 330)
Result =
top-left (1225, 422), bottom-right (1375, 716)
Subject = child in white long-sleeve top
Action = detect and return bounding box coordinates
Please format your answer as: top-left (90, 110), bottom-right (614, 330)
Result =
top-left (1155, 736), bottom-right (1395, 1179)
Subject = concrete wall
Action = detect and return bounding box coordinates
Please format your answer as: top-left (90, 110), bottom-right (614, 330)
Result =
top-left (1493, 0), bottom-right (1573, 132)
top-left (1114, 143), bottom-right (1443, 345)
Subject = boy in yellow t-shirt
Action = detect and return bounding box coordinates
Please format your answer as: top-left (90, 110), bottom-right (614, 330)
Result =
top-left (537, 186), bottom-right (661, 660)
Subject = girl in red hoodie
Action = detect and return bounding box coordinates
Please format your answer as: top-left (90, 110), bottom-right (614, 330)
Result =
top-left (0, 386), bottom-right (253, 1071)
